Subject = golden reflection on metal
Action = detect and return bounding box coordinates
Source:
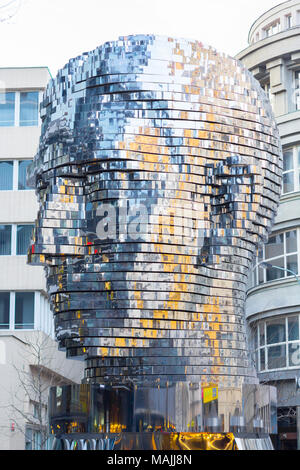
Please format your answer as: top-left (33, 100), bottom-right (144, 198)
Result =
top-left (30, 36), bottom-right (281, 446)
top-left (96, 432), bottom-right (238, 450)
top-left (175, 433), bottom-right (237, 451)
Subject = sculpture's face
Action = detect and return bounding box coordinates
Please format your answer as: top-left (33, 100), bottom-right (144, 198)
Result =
top-left (28, 35), bottom-right (282, 387)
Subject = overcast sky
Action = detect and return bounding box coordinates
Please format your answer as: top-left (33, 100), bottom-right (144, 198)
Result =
top-left (0, 0), bottom-right (283, 77)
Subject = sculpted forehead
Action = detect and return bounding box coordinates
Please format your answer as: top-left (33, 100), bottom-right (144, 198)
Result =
top-left (28, 35), bottom-right (282, 263)
top-left (30, 35), bottom-right (280, 177)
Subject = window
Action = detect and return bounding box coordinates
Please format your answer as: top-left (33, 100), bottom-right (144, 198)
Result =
top-left (33, 402), bottom-right (40, 419)
top-left (267, 318), bottom-right (286, 344)
top-left (0, 91), bottom-right (39, 127)
top-left (264, 26), bottom-right (271, 38)
top-left (0, 161), bottom-right (13, 190)
top-left (0, 292), bottom-right (35, 330)
top-left (253, 315), bottom-right (300, 372)
top-left (283, 149), bottom-right (295, 193)
top-left (20, 92), bottom-right (39, 126)
top-left (0, 224), bottom-right (34, 256)
top-left (15, 292), bottom-right (34, 329)
top-left (0, 292), bottom-right (52, 332)
top-left (264, 20), bottom-right (280, 38)
top-left (0, 225), bottom-right (11, 255)
top-left (18, 160), bottom-right (33, 190)
top-left (17, 225), bottom-right (34, 255)
top-left (295, 71), bottom-right (300, 111)
top-left (0, 92), bottom-right (15, 126)
top-left (252, 228), bottom-right (299, 286)
top-left (282, 146), bottom-right (300, 194)
top-left (0, 159), bottom-right (33, 191)
top-left (25, 427), bottom-right (53, 451)
top-left (26, 429), bottom-right (42, 450)
top-left (285, 14), bottom-right (292, 29)
top-left (0, 292), bottom-right (10, 329)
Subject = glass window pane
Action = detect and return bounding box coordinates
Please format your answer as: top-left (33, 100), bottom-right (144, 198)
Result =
top-left (260, 348), bottom-right (266, 371)
top-left (289, 343), bottom-right (300, 367)
top-left (265, 233), bottom-right (284, 259)
top-left (266, 257), bottom-right (285, 281)
top-left (253, 326), bottom-right (258, 349)
top-left (20, 92), bottom-right (39, 126)
top-left (0, 161), bottom-right (13, 190)
top-left (18, 160), bottom-right (33, 190)
top-left (288, 317), bottom-right (299, 341)
top-left (273, 21), bottom-right (280, 34)
top-left (259, 324), bottom-right (265, 346)
top-left (252, 269), bottom-right (257, 286)
top-left (0, 225), bottom-right (11, 255)
top-left (265, 26), bottom-right (271, 37)
top-left (33, 431), bottom-right (42, 450)
top-left (296, 71), bottom-right (300, 89)
top-left (297, 93), bottom-right (300, 111)
top-left (267, 345), bottom-right (286, 369)
top-left (283, 150), bottom-right (294, 171)
top-left (0, 92), bottom-right (15, 126)
top-left (287, 254), bottom-right (298, 276)
top-left (254, 350), bottom-right (258, 370)
top-left (0, 292), bottom-right (10, 329)
top-left (17, 225), bottom-right (34, 255)
top-left (15, 292), bottom-right (34, 329)
top-left (286, 230), bottom-right (297, 253)
top-left (258, 266), bottom-right (265, 284)
top-left (267, 318), bottom-right (286, 344)
top-left (283, 172), bottom-right (294, 194)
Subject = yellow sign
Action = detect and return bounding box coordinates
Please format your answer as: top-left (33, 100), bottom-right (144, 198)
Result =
top-left (202, 385), bottom-right (218, 404)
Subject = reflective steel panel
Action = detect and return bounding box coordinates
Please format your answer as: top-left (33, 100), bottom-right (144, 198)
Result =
top-left (28, 35), bottom-right (282, 445)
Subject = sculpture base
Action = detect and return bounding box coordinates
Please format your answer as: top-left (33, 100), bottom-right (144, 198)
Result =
top-left (49, 383), bottom-right (277, 450)
top-left (52, 431), bottom-right (274, 450)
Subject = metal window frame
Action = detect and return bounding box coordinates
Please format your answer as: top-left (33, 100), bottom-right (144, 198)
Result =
top-left (253, 228), bottom-right (299, 286)
top-left (256, 315), bottom-right (300, 372)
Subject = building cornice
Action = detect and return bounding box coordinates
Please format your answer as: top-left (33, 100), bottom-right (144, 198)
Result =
top-left (248, 0), bottom-right (300, 43)
top-left (236, 26), bottom-right (300, 68)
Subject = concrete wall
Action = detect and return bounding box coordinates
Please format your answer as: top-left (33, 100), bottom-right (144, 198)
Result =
top-left (0, 67), bottom-right (51, 90)
top-left (237, 29), bottom-right (300, 120)
top-left (0, 331), bottom-right (84, 450)
top-left (0, 191), bottom-right (38, 223)
top-left (0, 67), bottom-right (84, 450)
top-left (248, 0), bottom-right (300, 44)
top-left (0, 127), bottom-right (41, 159)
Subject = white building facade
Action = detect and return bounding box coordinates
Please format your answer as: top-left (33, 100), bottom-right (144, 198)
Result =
top-left (0, 67), bottom-right (84, 450)
top-left (237, 0), bottom-right (300, 451)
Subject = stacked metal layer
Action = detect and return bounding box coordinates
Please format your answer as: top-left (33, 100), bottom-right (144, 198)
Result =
top-left (28, 35), bottom-right (282, 388)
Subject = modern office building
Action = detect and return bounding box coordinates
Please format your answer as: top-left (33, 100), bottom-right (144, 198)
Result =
top-left (0, 67), bottom-right (84, 450)
top-left (236, 0), bottom-right (300, 450)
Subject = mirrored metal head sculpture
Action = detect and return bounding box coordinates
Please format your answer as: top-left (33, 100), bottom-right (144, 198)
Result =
top-left (28, 35), bottom-right (282, 391)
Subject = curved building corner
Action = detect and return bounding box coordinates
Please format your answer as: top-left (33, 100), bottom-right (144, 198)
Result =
top-left (236, 0), bottom-right (300, 450)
